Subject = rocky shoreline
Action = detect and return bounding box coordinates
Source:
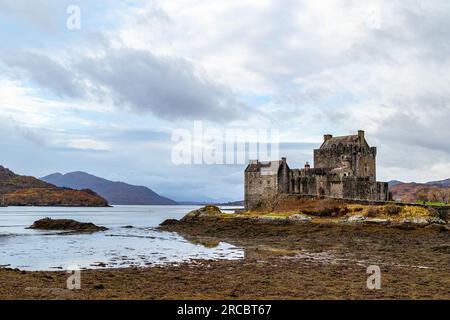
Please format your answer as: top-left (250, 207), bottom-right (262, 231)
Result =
top-left (0, 204), bottom-right (449, 300)
top-left (164, 204), bottom-right (449, 228)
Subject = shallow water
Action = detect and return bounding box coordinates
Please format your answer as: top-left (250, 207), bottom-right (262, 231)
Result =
top-left (0, 205), bottom-right (244, 271)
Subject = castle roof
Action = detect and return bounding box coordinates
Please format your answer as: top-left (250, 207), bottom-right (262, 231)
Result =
top-left (320, 134), bottom-right (360, 149)
top-left (245, 160), bottom-right (283, 175)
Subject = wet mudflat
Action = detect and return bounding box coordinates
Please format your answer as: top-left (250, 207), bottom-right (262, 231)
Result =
top-left (1, 218), bottom-right (449, 299)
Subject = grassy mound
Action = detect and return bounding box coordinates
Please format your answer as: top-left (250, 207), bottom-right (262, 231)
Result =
top-left (182, 205), bottom-right (223, 220)
top-left (346, 204), bottom-right (439, 220)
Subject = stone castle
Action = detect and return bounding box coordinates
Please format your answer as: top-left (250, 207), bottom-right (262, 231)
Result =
top-left (244, 130), bottom-right (389, 210)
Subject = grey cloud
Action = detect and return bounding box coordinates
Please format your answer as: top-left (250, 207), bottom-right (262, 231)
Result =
top-left (375, 110), bottom-right (450, 155)
top-left (75, 47), bottom-right (247, 122)
top-left (3, 51), bottom-right (84, 98)
top-left (2, 46), bottom-right (248, 122)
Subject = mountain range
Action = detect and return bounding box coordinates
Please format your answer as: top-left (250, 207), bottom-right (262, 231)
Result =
top-left (426, 178), bottom-right (450, 187)
top-left (389, 178), bottom-right (450, 187)
top-left (0, 165), bottom-right (108, 206)
top-left (41, 172), bottom-right (177, 205)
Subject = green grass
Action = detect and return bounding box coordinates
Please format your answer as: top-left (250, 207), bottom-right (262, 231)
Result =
top-left (415, 201), bottom-right (448, 207)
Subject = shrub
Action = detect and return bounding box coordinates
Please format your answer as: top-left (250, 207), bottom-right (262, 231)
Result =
top-left (367, 207), bottom-right (380, 217)
top-left (385, 205), bottom-right (402, 216)
top-left (316, 206), bottom-right (344, 217)
top-left (339, 206), bottom-right (350, 215)
top-left (317, 207), bottom-right (334, 217)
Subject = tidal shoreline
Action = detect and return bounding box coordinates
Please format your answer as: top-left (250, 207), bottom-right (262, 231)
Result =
top-left (1, 212), bottom-right (449, 300)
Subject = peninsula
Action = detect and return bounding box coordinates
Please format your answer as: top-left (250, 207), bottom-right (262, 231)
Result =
top-left (0, 165), bottom-right (108, 207)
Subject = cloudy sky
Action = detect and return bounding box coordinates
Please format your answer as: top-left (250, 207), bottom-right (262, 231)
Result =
top-left (0, 0), bottom-right (449, 201)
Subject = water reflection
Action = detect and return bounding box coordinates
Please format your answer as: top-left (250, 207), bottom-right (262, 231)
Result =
top-left (0, 205), bottom-right (245, 271)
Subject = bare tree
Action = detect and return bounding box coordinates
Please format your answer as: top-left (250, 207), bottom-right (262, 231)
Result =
top-left (428, 187), bottom-right (440, 202)
top-left (428, 187), bottom-right (449, 203)
top-left (444, 188), bottom-right (450, 204)
top-left (415, 189), bottom-right (429, 203)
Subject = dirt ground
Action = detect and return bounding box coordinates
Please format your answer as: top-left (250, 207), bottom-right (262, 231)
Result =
top-left (1, 217), bottom-right (449, 300)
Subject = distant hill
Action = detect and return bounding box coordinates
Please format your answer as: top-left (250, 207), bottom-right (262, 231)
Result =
top-left (388, 180), bottom-right (404, 187)
top-left (41, 172), bottom-right (177, 205)
top-left (427, 178), bottom-right (450, 187)
top-left (390, 183), bottom-right (431, 202)
top-left (390, 178), bottom-right (450, 203)
top-left (176, 201), bottom-right (207, 205)
top-left (216, 200), bottom-right (244, 206)
top-left (177, 200), bottom-right (244, 206)
top-left (0, 166), bottom-right (108, 207)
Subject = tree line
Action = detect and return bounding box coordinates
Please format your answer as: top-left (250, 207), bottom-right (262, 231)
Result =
top-left (415, 186), bottom-right (450, 204)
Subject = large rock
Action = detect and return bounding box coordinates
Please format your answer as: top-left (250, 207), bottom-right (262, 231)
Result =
top-left (181, 205), bottom-right (222, 221)
top-left (28, 218), bottom-right (108, 232)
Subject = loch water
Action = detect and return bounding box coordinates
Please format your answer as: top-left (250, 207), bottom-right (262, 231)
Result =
top-left (0, 205), bottom-right (244, 271)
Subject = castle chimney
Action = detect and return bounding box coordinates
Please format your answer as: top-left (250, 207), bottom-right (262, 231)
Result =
top-left (304, 161), bottom-right (310, 170)
top-left (281, 157), bottom-right (286, 163)
top-left (358, 130), bottom-right (365, 141)
top-left (324, 134), bottom-right (333, 141)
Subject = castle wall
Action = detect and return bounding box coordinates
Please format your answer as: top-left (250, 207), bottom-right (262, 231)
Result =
top-left (314, 148), bottom-right (344, 169)
top-left (278, 158), bottom-right (290, 194)
top-left (314, 139), bottom-right (377, 181)
top-left (355, 147), bottom-right (377, 181)
top-left (244, 172), bottom-right (279, 210)
top-left (342, 179), bottom-right (388, 201)
top-left (329, 180), bottom-right (344, 198)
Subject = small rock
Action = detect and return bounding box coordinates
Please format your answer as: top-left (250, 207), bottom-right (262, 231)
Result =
top-left (229, 289), bottom-right (239, 297)
top-left (346, 215), bottom-right (367, 223)
top-left (94, 262), bottom-right (107, 267)
top-left (28, 218), bottom-right (108, 232)
top-left (427, 217), bottom-right (446, 225)
top-left (365, 218), bottom-right (390, 225)
top-left (288, 214), bottom-right (312, 222)
top-left (159, 219), bottom-right (179, 226)
top-left (402, 217), bottom-right (429, 225)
